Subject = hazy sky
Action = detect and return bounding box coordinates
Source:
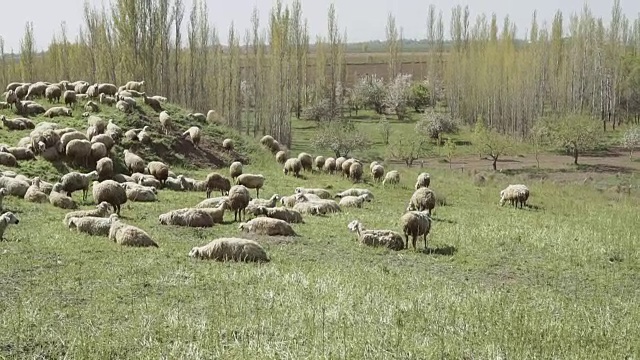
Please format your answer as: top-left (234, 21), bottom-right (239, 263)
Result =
top-left (1, 0), bottom-right (638, 51)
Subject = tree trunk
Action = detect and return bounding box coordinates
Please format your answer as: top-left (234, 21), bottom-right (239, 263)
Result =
top-left (492, 157), bottom-right (497, 171)
top-left (573, 148), bottom-right (579, 165)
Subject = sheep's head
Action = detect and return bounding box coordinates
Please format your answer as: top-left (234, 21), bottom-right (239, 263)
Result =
top-left (97, 201), bottom-right (110, 212)
top-left (294, 187), bottom-right (304, 194)
top-left (499, 190), bottom-right (506, 206)
top-left (0, 188), bottom-right (8, 197)
top-left (108, 214), bottom-right (119, 222)
top-left (2, 212), bottom-right (19, 225)
top-left (188, 247), bottom-right (200, 258)
top-left (347, 220), bottom-right (361, 233)
top-left (52, 182), bottom-right (64, 192)
top-left (159, 214), bottom-right (168, 225)
top-left (86, 171), bottom-right (98, 181)
top-left (32, 177), bottom-right (40, 186)
top-left (238, 223), bottom-right (248, 231)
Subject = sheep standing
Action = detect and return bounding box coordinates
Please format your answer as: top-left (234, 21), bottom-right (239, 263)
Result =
top-left (227, 185), bottom-right (251, 222)
top-left (283, 158), bottom-right (302, 177)
top-left (314, 156), bottom-right (326, 172)
top-left (347, 220), bottom-right (404, 251)
top-left (0, 212), bottom-right (19, 240)
top-left (183, 126), bottom-right (201, 148)
top-left (189, 238), bottom-right (269, 263)
top-left (60, 171), bottom-right (98, 201)
top-left (333, 156), bottom-right (345, 170)
top-left (349, 161), bottom-right (364, 182)
top-left (371, 164), bottom-right (385, 182)
top-left (415, 172), bottom-right (431, 189)
top-left (499, 184), bottom-right (530, 209)
top-left (124, 150), bottom-right (145, 174)
top-left (108, 219), bottom-right (158, 247)
top-left (92, 180), bottom-right (127, 215)
top-left (146, 161), bottom-right (169, 185)
top-left (382, 170), bottom-right (400, 187)
top-left (239, 217), bottom-right (298, 236)
top-left (159, 111), bottom-right (173, 135)
top-left (407, 187), bottom-right (436, 215)
top-left (275, 151), bottom-right (287, 165)
top-left (400, 211), bottom-right (432, 250)
top-left (323, 157), bottom-right (336, 174)
top-left (235, 174), bottom-right (265, 198)
top-left (297, 152), bottom-right (313, 172)
top-left (229, 161), bottom-right (243, 180)
top-left (66, 139), bottom-right (92, 167)
top-left (205, 172), bottom-right (231, 198)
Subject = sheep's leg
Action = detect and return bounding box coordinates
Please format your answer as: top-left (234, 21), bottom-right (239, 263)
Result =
top-left (412, 235), bottom-right (417, 250)
top-left (423, 234), bottom-right (427, 250)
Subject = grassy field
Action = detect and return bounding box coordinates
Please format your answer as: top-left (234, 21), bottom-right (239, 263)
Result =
top-left (0, 98), bottom-right (639, 358)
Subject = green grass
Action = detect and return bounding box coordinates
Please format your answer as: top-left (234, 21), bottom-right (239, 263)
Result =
top-left (0, 99), bottom-right (639, 358)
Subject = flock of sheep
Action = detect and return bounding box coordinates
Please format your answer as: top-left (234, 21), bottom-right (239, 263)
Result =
top-left (0, 79), bottom-right (531, 263)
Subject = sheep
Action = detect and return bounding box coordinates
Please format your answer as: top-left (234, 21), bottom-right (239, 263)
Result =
top-left (64, 139), bottom-right (91, 166)
top-left (17, 102), bottom-right (46, 116)
top-left (74, 81), bottom-right (89, 94)
top-left (116, 100), bottom-right (131, 113)
top-left (348, 161), bottom-right (364, 182)
top-left (347, 220), bottom-right (404, 251)
top-left (1, 115), bottom-right (27, 130)
top-left (314, 156), bottom-right (326, 171)
top-left (26, 82), bottom-right (47, 99)
top-left (183, 126), bottom-right (201, 148)
top-left (14, 175), bottom-right (32, 185)
top-left (187, 112), bottom-right (207, 122)
top-left (97, 83), bottom-right (117, 96)
top-left (174, 175), bottom-right (204, 192)
top-left (239, 217), bottom-right (298, 236)
top-left (149, 95), bottom-right (166, 103)
top-left (159, 208), bottom-right (214, 227)
top-left (196, 201), bottom-right (229, 224)
top-left (84, 101), bottom-right (99, 113)
top-left (189, 238), bottom-right (269, 263)
top-left (90, 133), bottom-right (115, 152)
top-left (105, 119), bottom-right (122, 140)
top-left (371, 164), bottom-right (385, 182)
top-left (138, 175), bottom-right (162, 189)
top-left (235, 174), bottom-right (265, 198)
top-left (124, 150), bottom-right (145, 174)
top-left (127, 90), bottom-right (145, 98)
top-left (59, 131), bottom-right (88, 152)
top-left (62, 90), bottom-right (77, 108)
top-left (204, 172), bottom-right (231, 198)
top-left (86, 83), bottom-right (99, 98)
top-left (0, 176), bottom-right (29, 197)
top-left (0, 212), bottom-right (19, 240)
top-left (143, 94), bottom-right (163, 112)
top-left (5, 83), bottom-right (22, 92)
top-left (4, 90), bottom-right (18, 107)
top-left (24, 177), bottom-right (49, 203)
top-left (63, 201), bottom-right (112, 226)
top-left (275, 150), bottom-right (287, 165)
top-left (297, 152), bottom-right (313, 172)
top-left (222, 138), bottom-right (234, 152)
top-left (251, 206), bottom-right (304, 224)
top-left (400, 211), bottom-right (432, 250)
top-left (0, 152), bottom-right (17, 167)
top-left (124, 80), bottom-right (145, 91)
top-left (335, 188), bottom-right (374, 199)
top-left (0, 188), bottom-right (7, 210)
top-left (279, 194), bottom-right (298, 208)
top-left (92, 180), bottom-right (127, 215)
top-left (49, 182), bottom-right (78, 209)
top-left (406, 187), bottom-right (437, 215)
top-left (124, 128), bottom-right (142, 141)
top-left (382, 170), bottom-right (400, 187)
top-left (260, 135), bottom-right (275, 149)
top-left (112, 174), bottom-right (134, 183)
top-left (1, 146), bottom-right (35, 161)
top-left (145, 161), bottom-right (169, 185)
top-left (323, 157), bottom-right (337, 174)
top-left (108, 219), bottom-right (159, 247)
top-left (294, 193), bottom-right (322, 202)
top-left (45, 85), bottom-right (62, 103)
top-left (98, 93), bottom-right (117, 106)
top-left (43, 106), bottom-right (73, 118)
top-left (90, 142), bottom-right (108, 161)
top-left (229, 161), bottom-right (243, 180)
top-left (248, 194), bottom-right (280, 208)
top-left (293, 198), bottom-right (341, 215)
top-left (137, 126), bottom-right (152, 144)
top-left (195, 196), bottom-right (228, 209)
top-left (164, 176), bottom-right (184, 191)
top-left (283, 158), bottom-right (302, 177)
top-left (499, 184), bottom-right (530, 209)
top-left (126, 186), bottom-right (158, 202)
top-left (60, 171), bottom-right (98, 201)
top-left (94, 157), bottom-right (114, 181)
top-left (15, 84), bottom-right (29, 100)
top-left (335, 157), bottom-right (347, 173)
top-left (68, 214), bottom-right (119, 236)
top-left (36, 178), bottom-right (54, 195)
top-left (415, 172), bottom-right (431, 189)
top-left (338, 194), bottom-right (373, 208)
top-left (294, 187), bottom-right (332, 199)
top-left (159, 111), bottom-right (173, 135)
top-left (227, 185), bottom-right (251, 222)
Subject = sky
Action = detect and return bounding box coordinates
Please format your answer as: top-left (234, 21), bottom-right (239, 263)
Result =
top-left (0, 0), bottom-right (639, 52)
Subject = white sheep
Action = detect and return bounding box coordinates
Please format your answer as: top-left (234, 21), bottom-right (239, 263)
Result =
top-left (415, 172), bottom-right (431, 189)
top-left (335, 188), bottom-right (374, 199)
top-left (251, 206), bottom-right (304, 224)
top-left (137, 126), bottom-right (151, 144)
top-left (108, 219), bottom-right (159, 247)
top-left (347, 220), bottom-right (404, 251)
top-left (338, 194), bottom-right (373, 208)
top-left (227, 185), bottom-right (251, 222)
top-left (189, 238), bottom-right (270, 263)
top-left (0, 188), bottom-right (8, 210)
top-left (406, 187), bottom-right (436, 215)
top-left (294, 187), bottom-right (332, 199)
top-left (371, 164), bottom-right (385, 182)
top-left (229, 161), bottom-right (243, 180)
top-left (158, 208), bottom-right (215, 228)
top-left (195, 196), bottom-right (228, 209)
top-left (126, 186), bottom-right (158, 202)
top-left (499, 184), bottom-right (530, 208)
top-left (235, 174), bottom-right (265, 198)
top-left (63, 201), bottom-right (112, 226)
top-left (0, 175), bottom-right (30, 197)
top-left (382, 170), bottom-right (400, 187)
top-left (49, 183), bottom-right (78, 209)
top-left (0, 212), bottom-right (19, 240)
top-left (92, 180), bottom-right (127, 215)
top-left (60, 171), bottom-right (98, 201)
top-left (159, 111), bottom-right (173, 135)
top-left (297, 152), bottom-right (313, 172)
top-left (400, 211), bottom-right (432, 250)
top-left (24, 177), bottom-right (49, 203)
top-left (182, 126), bottom-right (201, 147)
top-left (239, 217), bottom-right (298, 236)
top-left (283, 158), bottom-right (302, 177)
top-left (68, 214), bottom-right (119, 236)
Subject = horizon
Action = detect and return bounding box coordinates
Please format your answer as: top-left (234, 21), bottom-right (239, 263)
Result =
top-left (0, 0), bottom-right (639, 52)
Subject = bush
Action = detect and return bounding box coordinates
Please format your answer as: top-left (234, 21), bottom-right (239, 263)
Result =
top-left (301, 98), bottom-right (340, 122)
top-left (416, 110), bottom-right (459, 140)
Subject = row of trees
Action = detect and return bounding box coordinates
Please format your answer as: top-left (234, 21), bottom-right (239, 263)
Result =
top-left (1, 0), bottom-right (639, 148)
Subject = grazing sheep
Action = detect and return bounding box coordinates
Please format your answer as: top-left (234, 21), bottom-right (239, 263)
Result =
top-left (314, 156), bottom-right (326, 171)
top-left (338, 194), bottom-right (373, 208)
top-left (43, 106), bottom-right (73, 118)
top-left (63, 90), bottom-right (77, 108)
top-left (275, 150), bottom-right (287, 165)
top-left (126, 186), bottom-right (158, 202)
top-left (84, 101), bottom-right (100, 113)
top-left (369, 161), bottom-right (380, 172)
top-left (0, 152), bottom-right (17, 167)
top-left (189, 238), bottom-right (269, 263)
top-left (66, 139), bottom-right (92, 167)
top-left (45, 85), bottom-right (62, 102)
top-left (159, 111), bottom-right (173, 135)
top-left (382, 170), bottom-right (400, 187)
top-left (1, 146), bottom-right (35, 161)
top-left (239, 217), bottom-right (298, 236)
top-left (195, 196), bottom-right (228, 209)
top-left (26, 82), bottom-right (47, 99)
top-left (335, 188), bottom-right (374, 199)
top-left (297, 152), bottom-right (313, 172)
top-left (105, 119), bottom-right (122, 140)
top-left (92, 180), bottom-right (127, 215)
top-left (251, 206), bottom-right (304, 224)
top-left (24, 177), bottom-right (49, 203)
top-left (187, 112), bottom-right (206, 122)
top-left (347, 220), bottom-right (404, 251)
top-left (59, 131), bottom-right (88, 153)
top-left (371, 164), bottom-right (385, 182)
top-left (95, 157), bottom-right (114, 181)
top-left (323, 157), bottom-right (337, 174)
top-left (182, 126), bottom-right (201, 148)
top-left (229, 161), bottom-right (243, 180)
top-left (145, 161), bottom-right (169, 185)
top-left (206, 109), bottom-right (217, 122)
top-left (260, 135), bottom-right (275, 149)
top-left (98, 93), bottom-right (117, 106)
top-left (227, 185), bottom-right (251, 222)
top-left (0, 188), bottom-right (7, 210)
top-left (335, 157), bottom-right (347, 175)
top-left (283, 158), bottom-right (302, 177)
top-left (143, 94), bottom-right (163, 112)
top-left (63, 201), bottom-right (112, 226)
top-left (222, 138), bottom-right (234, 152)
top-left (116, 100), bottom-right (131, 113)
top-left (49, 183), bottom-right (78, 209)
top-left (4, 90), bottom-right (18, 107)
top-left (415, 172), bottom-right (431, 189)
top-left (68, 213), bottom-right (119, 236)
top-left (0, 176), bottom-right (30, 197)
top-left (158, 208), bottom-right (214, 228)
top-left (499, 184), bottom-right (530, 209)
top-left (60, 171), bottom-right (98, 201)
top-left (235, 174), bottom-right (265, 198)
top-left (137, 126), bottom-right (151, 144)
top-left (400, 211), bottom-right (432, 250)
top-left (406, 187), bottom-right (437, 215)
top-left (108, 219), bottom-right (158, 248)
top-left (124, 80), bottom-right (145, 91)
top-left (0, 212), bottom-right (19, 240)
top-left (90, 142), bottom-right (108, 161)
top-left (349, 161), bottom-right (364, 182)
top-left (124, 150), bottom-right (145, 174)
top-left (294, 187), bottom-right (332, 199)
top-left (204, 172), bottom-right (231, 197)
